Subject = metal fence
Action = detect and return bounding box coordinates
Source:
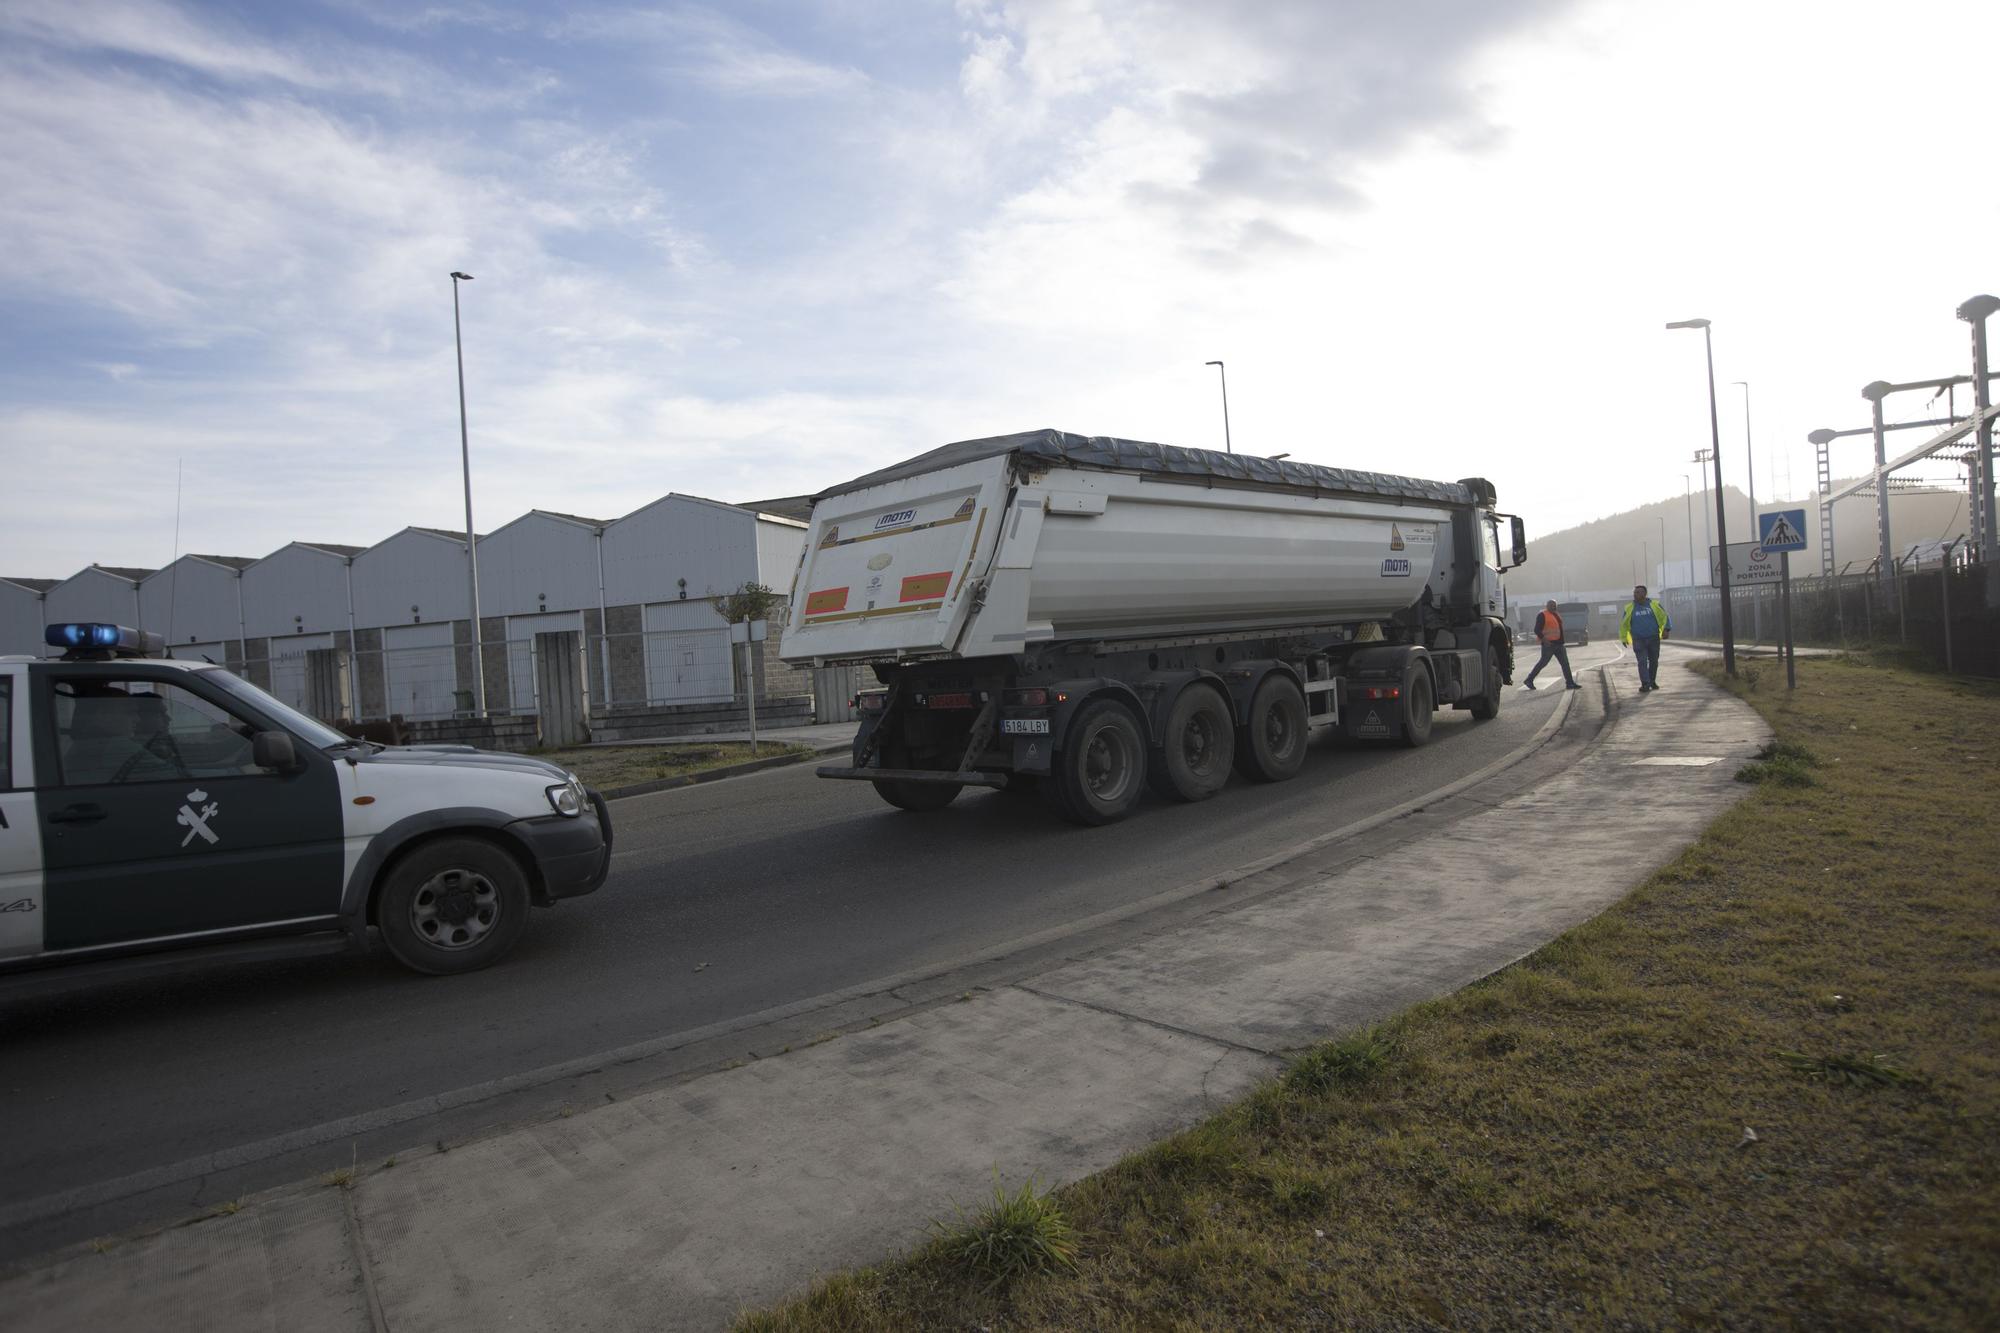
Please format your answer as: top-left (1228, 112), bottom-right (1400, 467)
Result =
top-left (1658, 554), bottom-right (2000, 677)
top-left (236, 628), bottom-right (811, 725)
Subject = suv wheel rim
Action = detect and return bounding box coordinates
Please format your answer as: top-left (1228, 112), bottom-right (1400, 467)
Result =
top-left (411, 868), bottom-right (499, 950)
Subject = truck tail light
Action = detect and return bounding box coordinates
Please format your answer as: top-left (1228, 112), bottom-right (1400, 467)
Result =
top-left (1359, 686), bottom-right (1401, 701)
top-left (1007, 688), bottom-right (1049, 706)
top-left (855, 691), bottom-right (888, 713)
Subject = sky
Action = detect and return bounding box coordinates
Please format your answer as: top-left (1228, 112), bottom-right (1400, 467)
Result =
top-left (3, 0), bottom-right (1997, 577)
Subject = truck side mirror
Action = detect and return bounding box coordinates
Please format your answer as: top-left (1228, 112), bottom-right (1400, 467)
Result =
top-left (253, 730), bottom-right (300, 772)
top-left (1509, 516), bottom-right (1528, 568)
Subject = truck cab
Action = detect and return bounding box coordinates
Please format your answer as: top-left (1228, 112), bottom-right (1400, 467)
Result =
top-left (1, 624), bottom-right (612, 989)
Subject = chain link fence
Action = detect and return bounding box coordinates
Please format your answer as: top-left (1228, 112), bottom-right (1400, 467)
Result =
top-left (1658, 554), bottom-right (2000, 677)
top-left (236, 627), bottom-right (814, 726)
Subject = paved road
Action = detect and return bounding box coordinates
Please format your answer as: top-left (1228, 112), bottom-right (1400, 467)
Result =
top-left (0, 643), bottom-right (1624, 1259)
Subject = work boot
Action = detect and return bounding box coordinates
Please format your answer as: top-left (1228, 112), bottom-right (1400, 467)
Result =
top-left (1523, 680), bottom-right (1537, 690)
top-left (1566, 682), bottom-right (1582, 690)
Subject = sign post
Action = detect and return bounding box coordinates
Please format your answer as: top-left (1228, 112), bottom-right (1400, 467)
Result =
top-left (730, 619), bottom-right (770, 754)
top-left (1758, 509), bottom-right (1808, 689)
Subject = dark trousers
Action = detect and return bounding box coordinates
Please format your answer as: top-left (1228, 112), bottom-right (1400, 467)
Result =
top-left (1523, 639), bottom-right (1574, 687)
top-left (1634, 637), bottom-right (1661, 688)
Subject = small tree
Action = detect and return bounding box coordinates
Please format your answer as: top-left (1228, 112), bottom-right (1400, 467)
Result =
top-left (710, 581), bottom-right (782, 625)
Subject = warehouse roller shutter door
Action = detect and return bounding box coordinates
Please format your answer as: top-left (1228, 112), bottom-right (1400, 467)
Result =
top-left (505, 611), bottom-right (584, 715)
top-left (267, 632), bottom-right (333, 713)
top-left (383, 622), bottom-right (457, 720)
top-left (641, 602), bottom-right (733, 705)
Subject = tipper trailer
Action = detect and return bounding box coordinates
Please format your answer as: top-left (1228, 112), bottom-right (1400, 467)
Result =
top-left (780, 430), bottom-right (1528, 825)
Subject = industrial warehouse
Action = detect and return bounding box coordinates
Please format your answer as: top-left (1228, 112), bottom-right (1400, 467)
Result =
top-left (0, 492), bottom-right (816, 744)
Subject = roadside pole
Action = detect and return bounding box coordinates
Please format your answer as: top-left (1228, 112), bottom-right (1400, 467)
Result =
top-left (1757, 508), bottom-right (1807, 690)
top-left (731, 619), bottom-right (768, 756)
top-left (1940, 540), bottom-right (1957, 674)
top-left (1781, 553), bottom-right (1795, 689)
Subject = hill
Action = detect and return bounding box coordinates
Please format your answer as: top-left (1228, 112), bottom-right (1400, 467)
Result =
top-left (1512, 482), bottom-right (1971, 601)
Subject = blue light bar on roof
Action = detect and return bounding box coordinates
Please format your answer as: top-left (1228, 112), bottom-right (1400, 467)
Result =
top-left (44, 623), bottom-right (164, 657)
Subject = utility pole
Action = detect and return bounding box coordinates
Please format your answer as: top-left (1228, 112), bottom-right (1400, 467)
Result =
top-left (1958, 295), bottom-right (1999, 563)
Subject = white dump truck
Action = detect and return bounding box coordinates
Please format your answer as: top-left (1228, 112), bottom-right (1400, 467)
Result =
top-left (780, 430), bottom-right (1527, 825)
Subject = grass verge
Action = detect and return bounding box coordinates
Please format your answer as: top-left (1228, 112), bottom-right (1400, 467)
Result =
top-left (531, 741), bottom-right (811, 791)
top-left (735, 655), bottom-right (2000, 1330)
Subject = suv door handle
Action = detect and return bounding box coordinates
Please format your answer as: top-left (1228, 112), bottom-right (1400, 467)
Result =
top-left (50, 803), bottom-right (108, 826)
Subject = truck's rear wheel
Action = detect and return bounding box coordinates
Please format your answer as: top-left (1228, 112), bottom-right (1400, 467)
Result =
top-left (873, 779), bottom-right (962, 812)
top-left (1400, 665), bottom-right (1435, 747)
top-left (1235, 675), bottom-right (1308, 783)
top-left (1047, 699), bottom-right (1146, 825)
top-left (1148, 684), bottom-right (1235, 802)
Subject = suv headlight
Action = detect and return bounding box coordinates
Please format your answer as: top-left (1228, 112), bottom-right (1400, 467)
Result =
top-left (545, 776), bottom-right (586, 817)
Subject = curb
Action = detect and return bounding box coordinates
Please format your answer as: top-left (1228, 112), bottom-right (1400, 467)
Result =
top-left (599, 742), bottom-right (849, 801)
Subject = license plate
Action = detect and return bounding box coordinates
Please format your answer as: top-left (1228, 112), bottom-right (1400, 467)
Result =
top-left (1001, 718), bottom-right (1049, 734)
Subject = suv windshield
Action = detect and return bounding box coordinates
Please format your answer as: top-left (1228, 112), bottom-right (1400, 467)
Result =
top-left (203, 667), bottom-right (351, 749)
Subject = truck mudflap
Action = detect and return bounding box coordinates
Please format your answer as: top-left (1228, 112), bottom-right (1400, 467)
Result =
top-left (818, 765), bottom-right (1011, 789)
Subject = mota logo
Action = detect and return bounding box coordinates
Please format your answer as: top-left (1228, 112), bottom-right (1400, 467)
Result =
top-left (874, 509), bottom-right (916, 531)
top-left (1381, 558), bottom-right (1412, 577)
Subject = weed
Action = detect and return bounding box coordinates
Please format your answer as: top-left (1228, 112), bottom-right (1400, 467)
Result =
top-left (322, 1167), bottom-right (356, 1190)
top-left (1284, 1027), bottom-right (1396, 1094)
top-left (1735, 741), bottom-right (1819, 787)
top-left (931, 1175), bottom-right (1079, 1288)
top-left (211, 1199), bottom-right (242, 1217)
top-left (1779, 1051), bottom-right (1921, 1088)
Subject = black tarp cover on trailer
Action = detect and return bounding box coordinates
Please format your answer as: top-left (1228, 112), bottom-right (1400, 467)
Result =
top-left (815, 429), bottom-right (1486, 508)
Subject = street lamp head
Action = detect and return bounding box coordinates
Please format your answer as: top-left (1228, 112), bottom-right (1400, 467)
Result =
top-left (1665, 318), bottom-right (1710, 330)
top-left (1205, 360), bottom-right (1223, 367)
top-left (1806, 428), bottom-right (1837, 445)
top-left (1956, 294), bottom-right (1999, 323)
top-left (1730, 380), bottom-right (1748, 388)
top-left (1860, 380), bottom-right (1893, 403)
top-left (451, 271), bottom-right (474, 281)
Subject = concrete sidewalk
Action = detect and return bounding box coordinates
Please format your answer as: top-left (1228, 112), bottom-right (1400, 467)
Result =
top-left (8, 650), bottom-right (1766, 1332)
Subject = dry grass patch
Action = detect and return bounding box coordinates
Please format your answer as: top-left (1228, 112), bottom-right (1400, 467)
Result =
top-left (735, 655), bottom-right (2000, 1330)
top-left (533, 741), bottom-right (810, 791)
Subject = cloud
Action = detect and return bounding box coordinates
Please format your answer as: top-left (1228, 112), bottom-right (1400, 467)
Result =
top-left (555, 6), bottom-right (870, 97)
top-left (0, 0), bottom-right (542, 104)
top-left (937, 0), bottom-right (1571, 333)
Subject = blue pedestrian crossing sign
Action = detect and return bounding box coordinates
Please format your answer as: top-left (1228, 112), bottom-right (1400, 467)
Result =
top-left (1758, 508), bottom-right (1808, 552)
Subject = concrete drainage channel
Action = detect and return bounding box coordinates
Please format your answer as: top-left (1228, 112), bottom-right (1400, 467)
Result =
top-left (1, 662), bottom-right (1618, 1270)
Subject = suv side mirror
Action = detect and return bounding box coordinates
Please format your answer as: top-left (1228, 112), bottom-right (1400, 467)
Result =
top-left (252, 730), bottom-right (300, 772)
top-left (1509, 515), bottom-right (1528, 569)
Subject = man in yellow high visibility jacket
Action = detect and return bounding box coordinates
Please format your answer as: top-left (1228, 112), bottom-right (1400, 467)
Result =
top-left (1620, 585), bottom-right (1672, 692)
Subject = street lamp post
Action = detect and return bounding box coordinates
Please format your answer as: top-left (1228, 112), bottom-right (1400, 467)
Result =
top-left (1668, 319), bottom-right (1735, 674)
top-left (451, 271), bottom-right (487, 716)
top-left (1681, 475), bottom-right (1695, 575)
top-left (1204, 360), bottom-right (1232, 454)
top-left (1657, 515), bottom-right (1667, 587)
top-left (1683, 474), bottom-right (1698, 636)
top-left (1696, 448), bottom-right (1712, 568)
top-left (1732, 380), bottom-right (1756, 521)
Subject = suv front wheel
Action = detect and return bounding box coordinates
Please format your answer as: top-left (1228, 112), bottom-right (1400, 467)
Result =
top-left (377, 836), bottom-right (532, 975)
